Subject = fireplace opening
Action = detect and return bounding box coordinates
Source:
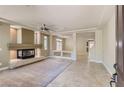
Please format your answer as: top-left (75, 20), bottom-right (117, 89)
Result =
top-left (17, 49), bottom-right (35, 59)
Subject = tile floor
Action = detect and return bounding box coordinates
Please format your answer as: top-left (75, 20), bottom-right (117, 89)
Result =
top-left (47, 56), bottom-right (111, 87)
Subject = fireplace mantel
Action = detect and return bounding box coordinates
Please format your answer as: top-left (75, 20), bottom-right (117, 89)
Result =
top-left (8, 43), bottom-right (42, 50)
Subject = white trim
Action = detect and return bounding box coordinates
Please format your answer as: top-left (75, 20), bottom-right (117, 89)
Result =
top-left (102, 62), bottom-right (113, 75)
top-left (56, 27), bottom-right (97, 34)
top-left (0, 17), bottom-right (35, 31)
top-left (49, 56), bottom-right (75, 60)
top-left (0, 67), bottom-right (9, 71)
top-left (89, 59), bottom-right (112, 75)
top-left (88, 59), bottom-right (103, 63)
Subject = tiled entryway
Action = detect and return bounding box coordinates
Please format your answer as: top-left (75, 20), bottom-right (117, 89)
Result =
top-left (47, 57), bottom-right (111, 87)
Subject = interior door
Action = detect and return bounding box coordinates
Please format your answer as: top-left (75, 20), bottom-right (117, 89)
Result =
top-left (116, 5), bottom-right (124, 87)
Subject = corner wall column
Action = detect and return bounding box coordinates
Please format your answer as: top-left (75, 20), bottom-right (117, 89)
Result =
top-left (49, 33), bottom-right (53, 56)
top-left (71, 32), bottom-right (77, 60)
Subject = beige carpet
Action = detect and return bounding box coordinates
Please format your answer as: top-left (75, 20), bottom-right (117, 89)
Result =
top-left (0, 58), bottom-right (72, 87)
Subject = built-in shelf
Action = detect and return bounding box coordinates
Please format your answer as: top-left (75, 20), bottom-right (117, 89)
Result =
top-left (52, 50), bottom-right (73, 59)
top-left (8, 43), bottom-right (42, 50)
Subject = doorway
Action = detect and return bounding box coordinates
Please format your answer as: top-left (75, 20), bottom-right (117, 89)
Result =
top-left (76, 32), bottom-right (95, 62)
top-left (86, 40), bottom-right (96, 63)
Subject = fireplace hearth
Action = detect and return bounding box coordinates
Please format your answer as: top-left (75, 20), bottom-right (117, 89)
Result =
top-left (17, 49), bottom-right (35, 59)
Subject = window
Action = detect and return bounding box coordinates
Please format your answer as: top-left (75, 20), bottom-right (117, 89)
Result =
top-left (34, 31), bottom-right (40, 44)
top-left (89, 40), bottom-right (95, 48)
top-left (34, 32), bottom-right (38, 44)
top-left (56, 38), bottom-right (62, 51)
top-left (44, 36), bottom-right (48, 50)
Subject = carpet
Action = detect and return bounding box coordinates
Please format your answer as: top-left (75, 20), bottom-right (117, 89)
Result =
top-left (0, 58), bottom-right (72, 87)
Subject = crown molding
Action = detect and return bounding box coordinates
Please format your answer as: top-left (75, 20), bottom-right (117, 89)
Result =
top-left (0, 17), bottom-right (36, 31)
top-left (56, 27), bottom-right (98, 34)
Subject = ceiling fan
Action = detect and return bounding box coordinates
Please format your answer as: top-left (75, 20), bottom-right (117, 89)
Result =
top-left (40, 24), bottom-right (58, 32)
top-left (40, 24), bottom-right (51, 31)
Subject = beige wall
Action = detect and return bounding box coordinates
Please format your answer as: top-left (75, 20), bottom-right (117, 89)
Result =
top-left (77, 33), bottom-right (95, 57)
top-left (64, 33), bottom-right (95, 57)
top-left (9, 28), bottom-right (51, 58)
top-left (77, 36), bottom-right (87, 56)
top-left (22, 28), bottom-right (34, 44)
top-left (64, 32), bottom-right (95, 60)
top-left (10, 50), bottom-right (17, 59)
top-left (102, 10), bottom-right (116, 74)
top-left (41, 33), bottom-right (50, 57)
top-left (51, 35), bottom-right (65, 50)
top-left (10, 28), bottom-right (17, 43)
top-left (41, 50), bottom-right (49, 57)
top-left (62, 38), bottom-right (65, 50)
top-left (0, 22), bottom-right (10, 68)
top-left (65, 37), bottom-right (73, 51)
top-left (10, 28), bottom-right (35, 59)
top-left (52, 36), bottom-right (56, 50)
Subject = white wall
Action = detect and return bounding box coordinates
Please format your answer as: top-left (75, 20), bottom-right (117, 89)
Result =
top-left (0, 22), bottom-right (10, 68)
top-left (71, 33), bottom-right (77, 60)
top-left (95, 30), bottom-right (103, 62)
top-left (65, 37), bottom-right (73, 51)
top-left (64, 32), bottom-right (95, 60)
top-left (102, 10), bottom-right (116, 75)
top-left (88, 41), bottom-right (96, 61)
top-left (88, 30), bottom-right (103, 63)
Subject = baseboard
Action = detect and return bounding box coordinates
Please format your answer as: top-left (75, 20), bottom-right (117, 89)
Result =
top-left (49, 56), bottom-right (74, 60)
top-left (89, 59), bottom-right (112, 75)
top-left (102, 62), bottom-right (112, 75)
top-left (0, 67), bottom-right (9, 71)
top-left (88, 59), bottom-right (103, 63)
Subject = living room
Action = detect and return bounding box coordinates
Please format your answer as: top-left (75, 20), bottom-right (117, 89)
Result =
top-left (0, 5), bottom-right (120, 88)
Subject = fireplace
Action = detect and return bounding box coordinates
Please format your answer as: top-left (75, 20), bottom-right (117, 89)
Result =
top-left (17, 49), bottom-right (35, 59)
